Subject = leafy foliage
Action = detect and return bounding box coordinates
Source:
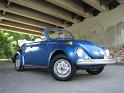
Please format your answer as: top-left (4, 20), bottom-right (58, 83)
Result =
top-left (0, 29), bottom-right (35, 59)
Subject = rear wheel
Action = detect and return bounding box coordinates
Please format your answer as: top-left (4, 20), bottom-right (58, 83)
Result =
top-left (50, 54), bottom-right (76, 81)
top-left (86, 67), bottom-right (104, 75)
top-left (14, 55), bottom-right (24, 71)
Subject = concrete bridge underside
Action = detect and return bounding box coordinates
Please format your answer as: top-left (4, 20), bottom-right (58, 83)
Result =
top-left (0, 0), bottom-right (121, 37)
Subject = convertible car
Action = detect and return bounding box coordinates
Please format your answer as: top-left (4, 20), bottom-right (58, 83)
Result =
top-left (13, 28), bottom-right (116, 81)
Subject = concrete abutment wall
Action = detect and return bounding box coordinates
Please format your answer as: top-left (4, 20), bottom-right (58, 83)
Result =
top-left (65, 4), bottom-right (124, 49)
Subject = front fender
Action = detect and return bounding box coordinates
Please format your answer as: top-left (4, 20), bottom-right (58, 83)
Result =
top-left (49, 44), bottom-right (79, 65)
top-left (61, 45), bottom-right (79, 64)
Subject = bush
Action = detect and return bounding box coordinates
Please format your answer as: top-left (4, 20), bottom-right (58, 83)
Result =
top-left (0, 29), bottom-right (35, 59)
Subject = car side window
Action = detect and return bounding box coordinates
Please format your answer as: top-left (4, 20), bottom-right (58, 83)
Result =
top-left (48, 29), bottom-right (74, 39)
top-left (48, 29), bottom-right (60, 39)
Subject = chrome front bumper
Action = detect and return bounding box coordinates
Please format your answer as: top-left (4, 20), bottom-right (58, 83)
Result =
top-left (76, 59), bottom-right (116, 65)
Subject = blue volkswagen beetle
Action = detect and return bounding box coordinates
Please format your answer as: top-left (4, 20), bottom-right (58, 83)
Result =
top-left (13, 28), bottom-right (116, 81)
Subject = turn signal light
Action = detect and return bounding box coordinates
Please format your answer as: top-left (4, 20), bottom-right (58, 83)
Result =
top-left (65, 41), bottom-right (73, 45)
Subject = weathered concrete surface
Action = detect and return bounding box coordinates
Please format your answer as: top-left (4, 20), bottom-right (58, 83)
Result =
top-left (0, 61), bottom-right (124, 93)
top-left (66, 4), bottom-right (124, 48)
top-left (110, 46), bottom-right (124, 62)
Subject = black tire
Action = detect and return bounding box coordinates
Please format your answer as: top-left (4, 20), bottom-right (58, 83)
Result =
top-left (14, 55), bottom-right (24, 71)
top-left (86, 67), bottom-right (104, 75)
top-left (50, 54), bottom-right (76, 81)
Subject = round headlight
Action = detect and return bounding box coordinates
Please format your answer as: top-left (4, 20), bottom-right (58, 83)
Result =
top-left (76, 47), bottom-right (84, 57)
top-left (105, 49), bottom-right (109, 57)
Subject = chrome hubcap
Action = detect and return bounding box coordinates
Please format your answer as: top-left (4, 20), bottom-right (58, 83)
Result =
top-left (54, 59), bottom-right (71, 78)
top-left (15, 57), bottom-right (21, 69)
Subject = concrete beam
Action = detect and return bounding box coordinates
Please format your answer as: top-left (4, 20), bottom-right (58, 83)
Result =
top-left (0, 20), bottom-right (43, 33)
top-left (117, 0), bottom-right (124, 4)
top-left (0, 2), bottom-right (69, 27)
top-left (46, 0), bottom-right (90, 18)
top-left (8, 0), bottom-right (80, 23)
top-left (82, 0), bottom-right (106, 12)
top-left (0, 25), bottom-right (41, 37)
top-left (0, 11), bottom-right (54, 28)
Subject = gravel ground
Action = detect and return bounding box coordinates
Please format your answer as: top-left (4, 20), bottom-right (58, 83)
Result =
top-left (0, 61), bottom-right (124, 93)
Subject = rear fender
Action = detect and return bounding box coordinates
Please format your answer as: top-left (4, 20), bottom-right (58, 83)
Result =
top-left (13, 51), bottom-right (25, 65)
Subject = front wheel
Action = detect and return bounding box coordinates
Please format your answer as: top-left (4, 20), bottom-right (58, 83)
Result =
top-left (50, 54), bottom-right (76, 81)
top-left (86, 67), bottom-right (104, 75)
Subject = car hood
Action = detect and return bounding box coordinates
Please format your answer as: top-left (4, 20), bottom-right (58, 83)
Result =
top-left (50, 39), bottom-right (105, 59)
top-left (74, 40), bottom-right (105, 59)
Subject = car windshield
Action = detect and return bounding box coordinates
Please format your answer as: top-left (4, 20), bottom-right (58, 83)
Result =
top-left (48, 29), bottom-right (74, 39)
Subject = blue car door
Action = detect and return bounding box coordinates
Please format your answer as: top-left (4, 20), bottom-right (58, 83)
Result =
top-left (28, 41), bottom-right (49, 66)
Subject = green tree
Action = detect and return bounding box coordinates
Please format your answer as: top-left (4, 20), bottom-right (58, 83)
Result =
top-left (0, 29), bottom-right (36, 59)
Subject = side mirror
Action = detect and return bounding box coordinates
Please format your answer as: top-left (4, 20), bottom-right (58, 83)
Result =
top-left (41, 38), bottom-right (47, 41)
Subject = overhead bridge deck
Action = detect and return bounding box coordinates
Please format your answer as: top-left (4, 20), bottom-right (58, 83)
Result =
top-left (0, 0), bottom-right (120, 36)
